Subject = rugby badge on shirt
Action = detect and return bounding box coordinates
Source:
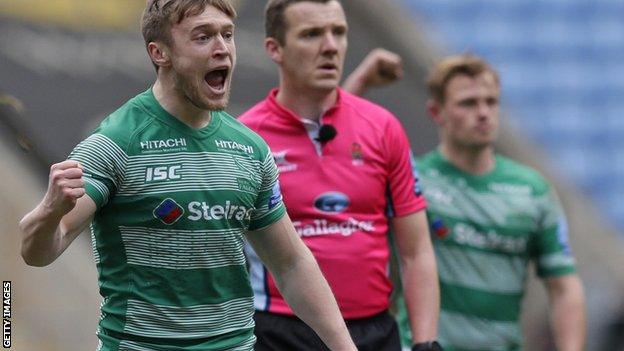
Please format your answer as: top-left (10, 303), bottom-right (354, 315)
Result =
top-left (272, 150), bottom-right (297, 173)
top-left (153, 198), bottom-right (185, 225)
top-left (351, 142), bottom-right (364, 166)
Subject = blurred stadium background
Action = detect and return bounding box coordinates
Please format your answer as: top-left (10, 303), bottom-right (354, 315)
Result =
top-left (0, 0), bottom-right (622, 350)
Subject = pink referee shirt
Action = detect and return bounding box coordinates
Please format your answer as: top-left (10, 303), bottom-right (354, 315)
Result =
top-left (241, 88), bottom-right (426, 319)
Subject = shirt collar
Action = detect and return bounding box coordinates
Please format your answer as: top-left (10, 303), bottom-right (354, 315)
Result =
top-left (265, 87), bottom-right (344, 126)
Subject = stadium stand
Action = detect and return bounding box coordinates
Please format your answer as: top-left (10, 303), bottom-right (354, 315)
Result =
top-left (398, 0), bottom-right (624, 237)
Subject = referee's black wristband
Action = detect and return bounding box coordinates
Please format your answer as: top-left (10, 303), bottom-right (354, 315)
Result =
top-left (412, 341), bottom-right (443, 351)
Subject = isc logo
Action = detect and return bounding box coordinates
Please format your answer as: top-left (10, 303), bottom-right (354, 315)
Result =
top-left (146, 165), bottom-right (182, 182)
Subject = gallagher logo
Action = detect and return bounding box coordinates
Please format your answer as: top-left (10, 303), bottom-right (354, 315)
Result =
top-left (314, 192), bottom-right (350, 213)
top-left (153, 198), bottom-right (184, 225)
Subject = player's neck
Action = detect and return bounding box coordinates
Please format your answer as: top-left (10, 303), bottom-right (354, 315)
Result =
top-left (153, 78), bottom-right (212, 129)
top-left (276, 81), bottom-right (338, 121)
top-left (440, 142), bottom-right (495, 175)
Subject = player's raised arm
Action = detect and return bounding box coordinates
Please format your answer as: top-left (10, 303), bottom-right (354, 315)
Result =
top-left (19, 160), bottom-right (95, 266)
top-left (245, 214), bottom-right (357, 351)
top-left (342, 48), bottom-right (403, 96)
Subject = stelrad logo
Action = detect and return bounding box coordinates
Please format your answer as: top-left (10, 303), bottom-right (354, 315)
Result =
top-left (187, 201), bottom-right (253, 221)
top-left (153, 200), bottom-right (254, 225)
top-left (153, 198), bottom-right (184, 225)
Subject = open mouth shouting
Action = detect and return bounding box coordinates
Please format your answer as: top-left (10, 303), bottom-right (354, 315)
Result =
top-left (204, 66), bottom-right (230, 94)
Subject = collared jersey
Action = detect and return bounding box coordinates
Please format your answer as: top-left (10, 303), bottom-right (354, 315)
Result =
top-left (68, 89), bottom-right (286, 351)
top-left (396, 150), bottom-right (577, 351)
top-left (240, 88), bottom-right (426, 319)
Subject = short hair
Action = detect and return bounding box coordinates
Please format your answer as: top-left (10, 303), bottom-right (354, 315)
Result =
top-left (142, 0), bottom-right (237, 48)
top-left (427, 54), bottom-right (499, 104)
top-left (265, 0), bottom-right (339, 45)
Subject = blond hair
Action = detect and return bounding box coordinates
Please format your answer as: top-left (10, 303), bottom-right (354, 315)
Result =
top-left (427, 54), bottom-right (499, 103)
top-left (142, 0), bottom-right (237, 69)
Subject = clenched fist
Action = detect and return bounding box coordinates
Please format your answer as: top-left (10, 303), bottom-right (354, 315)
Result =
top-left (343, 48), bottom-right (403, 96)
top-left (42, 161), bottom-right (86, 217)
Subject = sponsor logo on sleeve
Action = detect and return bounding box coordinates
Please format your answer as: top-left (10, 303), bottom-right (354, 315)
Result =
top-left (556, 217), bottom-right (572, 255)
top-left (409, 151), bottom-right (423, 196)
top-left (268, 182), bottom-right (283, 209)
top-left (153, 198), bottom-right (184, 225)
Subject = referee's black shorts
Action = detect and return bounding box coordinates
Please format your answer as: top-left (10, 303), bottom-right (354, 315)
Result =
top-left (253, 310), bottom-right (401, 351)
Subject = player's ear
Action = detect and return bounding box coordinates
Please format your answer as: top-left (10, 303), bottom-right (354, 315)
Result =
top-left (265, 37), bottom-right (283, 65)
top-left (427, 99), bottom-right (444, 125)
top-left (147, 41), bottom-right (171, 68)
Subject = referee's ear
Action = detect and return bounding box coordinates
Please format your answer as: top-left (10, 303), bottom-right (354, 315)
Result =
top-left (427, 99), bottom-right (443, 126)
top-left (265, 37), bottom-right (283, 65)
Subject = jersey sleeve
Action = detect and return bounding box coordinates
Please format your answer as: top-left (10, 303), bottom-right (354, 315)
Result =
top-left (384, 116), bottom-right (427, 217)
top-left (532, 186), bottom-right (577, 278)
top-left (67, 133), bottom-right (127, 209)
top-left (248, 151), bottom-right (286, 231)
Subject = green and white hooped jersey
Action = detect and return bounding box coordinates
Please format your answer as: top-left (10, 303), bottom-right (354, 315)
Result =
top-left (68, 89), bottom-right (286, 351)
top-left (396, 150), bottom-right (576, 351)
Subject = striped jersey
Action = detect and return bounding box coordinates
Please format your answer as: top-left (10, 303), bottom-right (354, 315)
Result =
top-left (396, 150), bottom-right (576, 351)
top-left (68, 89), bottom-right (286, 351)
